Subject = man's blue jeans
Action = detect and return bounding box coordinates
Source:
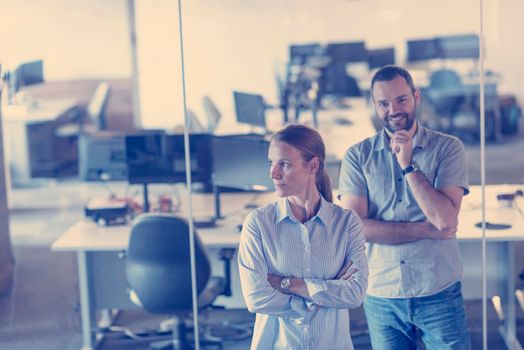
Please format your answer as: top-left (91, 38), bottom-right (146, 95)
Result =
top-left (364, 282), bottom-right (471, 350)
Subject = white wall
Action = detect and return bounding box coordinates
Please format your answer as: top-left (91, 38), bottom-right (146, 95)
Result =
top-left (2, 0), bottom-right (522, 128)
top-left (136, 0), bottom-right (516, 129)
top-left (0, 0), bottom-right (131, 80)
top-left (134, 0), bottom-right (183, 129)
top-left (486, 0), bottom-right (524, 99)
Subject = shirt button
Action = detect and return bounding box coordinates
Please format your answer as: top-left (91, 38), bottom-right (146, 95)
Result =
top-left (398, 199), bottom-right (403, 203)
top-left (400, 260), bottom-right (405, 264)
top-left (398, 178), bottom-right (402, 182)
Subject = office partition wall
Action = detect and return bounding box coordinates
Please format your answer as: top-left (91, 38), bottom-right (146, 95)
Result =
top-left (4, 1), bottom-right (519, 349)
top-left (0, 66), bottom-right (15, 296)
top-left (1, 1), bottom-right (518, 348)
top-left (169, 1), bottom-right (524, 349)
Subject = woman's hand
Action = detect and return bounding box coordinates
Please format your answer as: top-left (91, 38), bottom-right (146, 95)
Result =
top-left (267, 274), bottom-right (291, 294)
top-left (267, 260), bottom-right (358, 300)
top-left (267, 274), bottom-right (310, 298)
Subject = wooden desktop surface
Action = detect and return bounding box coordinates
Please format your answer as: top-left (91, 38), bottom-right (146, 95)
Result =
top-left (52, 191), bottom-right (277, 252)
top-left (52, 184), bottom-right (524, 252)
top-left (458, 184), bottom-right (524, 241)
top-left (3, 98), bottom-right (78, 123)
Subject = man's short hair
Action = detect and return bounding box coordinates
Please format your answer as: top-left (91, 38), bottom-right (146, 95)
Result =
top-left (370, 65), bottom-right (416, 94)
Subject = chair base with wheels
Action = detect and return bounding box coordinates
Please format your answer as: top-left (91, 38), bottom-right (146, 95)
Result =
top-left (147, 318), bottom-right (222, 350)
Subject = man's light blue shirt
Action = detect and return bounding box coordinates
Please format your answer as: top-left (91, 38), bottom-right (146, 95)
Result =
top-left (338, 124), bottom-right (469, 298)
top-left (238, 196), bottom-right (368, 350)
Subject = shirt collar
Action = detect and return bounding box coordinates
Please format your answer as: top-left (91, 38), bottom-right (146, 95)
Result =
top-left (372, 129), bottom-right (389, 152)
top-left (275, 196), bottom-right (329, 225)
top-left (412, 123), bottom-right (431, 149)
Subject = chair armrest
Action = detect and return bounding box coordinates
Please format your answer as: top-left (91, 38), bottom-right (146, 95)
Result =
top-left (219, 248), bottom-right (236, 297)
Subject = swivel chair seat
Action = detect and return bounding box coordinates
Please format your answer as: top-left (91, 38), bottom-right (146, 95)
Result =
top-left (126, 213), bottom-right (235, 350)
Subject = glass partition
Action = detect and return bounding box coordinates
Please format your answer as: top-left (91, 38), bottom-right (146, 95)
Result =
top-left (8, 0), bottom-right (522, 348)
top-left (482, 0), bottom-right (524, 348)
top-left (177, 0), bottom-right (498, 348)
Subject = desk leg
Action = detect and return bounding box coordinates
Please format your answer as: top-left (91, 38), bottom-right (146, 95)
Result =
top-left (78, 251), bottom-right (94, 350)
top-left (499, 242), bottom-right (523, 350)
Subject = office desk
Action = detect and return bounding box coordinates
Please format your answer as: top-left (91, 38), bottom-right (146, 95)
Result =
top-left (52, 191), bottom-right (276, 350)
top-left (52, 186), bottom-right (524, 350)
top-left (2, 98), bottom-right (79, 181)
top-left (53, 216), bottom-right (247, 350)
top-left (458, 184), bottom-right (524, 350)
top-left (458, 206), bottom-right (524, 350)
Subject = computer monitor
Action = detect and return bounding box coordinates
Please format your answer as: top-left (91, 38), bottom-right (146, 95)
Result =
top-left (321, 63), bottom-right (361, 97)
top-left (79, 133), bottom-right (128, 181)
top-left (212, 134), bottom-right (274, 192)
top-left (436, 34), bottom-right (480, 59)
top-left (407, 38), bottom-right (440, 62)
top-left (12, 60), bottom-right (44, 92)
top-left (125, 133), bottom-right (212, 185)
top-left (289, 43), bottom-right (322, 64)
top-left (233, 91), bottom-right (267, 129)
top-left (368, 48), bottom-right (396, 69)
top-left (326, 41), bottom-right (368, 63)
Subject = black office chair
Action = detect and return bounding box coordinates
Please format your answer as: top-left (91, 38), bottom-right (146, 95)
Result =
top-left (186, 109), bottom-right (206, 133)
top-left (427, 69), bottom-right (465, 135)
top-left (202, 96), bottom-right (221, 133)
top-left (126, 213), bottom-right (237, 350)
top-left (52, 81), bottom-right (111, 176)
top-left (55, 81), bottom-right (111, 137)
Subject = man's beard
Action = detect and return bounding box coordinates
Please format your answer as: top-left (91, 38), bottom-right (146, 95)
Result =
top-left (384, 111), bottom-right (416, 133)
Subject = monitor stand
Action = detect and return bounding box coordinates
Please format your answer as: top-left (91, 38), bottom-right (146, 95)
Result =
top-left (142, 183), bottom-right (150, 212)
top-left (214, 185), bottom-right (223, 220)
top-left (139, 183), bottom-right (218, 228)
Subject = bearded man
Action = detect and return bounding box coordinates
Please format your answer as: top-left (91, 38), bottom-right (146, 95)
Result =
top-left (338, 65), bottom-right (471, 350)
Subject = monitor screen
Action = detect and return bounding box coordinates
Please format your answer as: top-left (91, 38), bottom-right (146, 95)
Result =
top-left (321, 63), bottom-right (361, 97)
top-left (233, 91), bottom-right (266, 128)
top-left (436, 34), bottom-right (480, 59)
top-left (368, 48), bottom-right (395, 69)
top-left (289, 43), bottom-right (322, 64)
top-left (407, 38), bottom-right (439, 62)
top-left (212, 134), bottom-right (274, 191)
top-left (125, 133), bottom-right (212, 185)
top-left (13, 60), bottom-right (44, 92)
top-left (79, 133), bottom-right (127, 181)
top-left (326, 41), bottom-right (367, 63)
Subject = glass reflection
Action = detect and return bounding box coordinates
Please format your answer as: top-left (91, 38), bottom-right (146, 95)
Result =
top-left (177, 0), bottom-right (491, 348)
top-left (481, 1), bottom-right (524, 349)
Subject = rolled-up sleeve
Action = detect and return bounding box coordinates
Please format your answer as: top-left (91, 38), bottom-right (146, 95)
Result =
top-left (338, 145), bottom-right (368, 198)
top-left (238, 211), bottom-right (308, 318)
top-left (434, 137), bottom-right (469, 195)
top-left (303, 211), bottom-right (368, 309)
